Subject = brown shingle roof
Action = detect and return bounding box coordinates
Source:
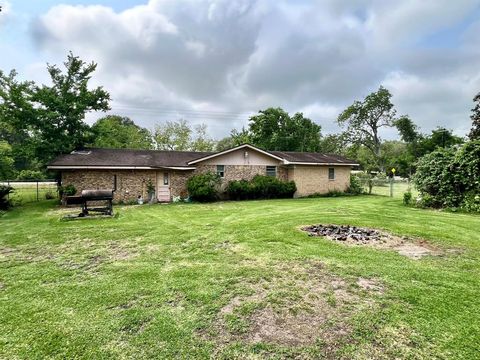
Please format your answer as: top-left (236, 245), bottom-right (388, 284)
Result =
top-left (48, 148), bottom-right (214, 168)
top-left (48, 145), bottom-right (358, 169)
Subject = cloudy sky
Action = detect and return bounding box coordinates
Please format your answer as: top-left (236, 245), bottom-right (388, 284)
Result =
top-left (1, 0), bottom-right (479, 139)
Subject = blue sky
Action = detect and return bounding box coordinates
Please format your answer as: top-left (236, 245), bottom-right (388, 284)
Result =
top-left (1, 0), bottom-right (480, 139)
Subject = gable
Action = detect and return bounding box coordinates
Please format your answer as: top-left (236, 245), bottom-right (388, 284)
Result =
top-left (195, 147), bottom-right (282, 166)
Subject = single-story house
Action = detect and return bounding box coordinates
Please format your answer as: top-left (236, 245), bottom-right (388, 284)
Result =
top-left (47, 144), bottom-right (359, 202)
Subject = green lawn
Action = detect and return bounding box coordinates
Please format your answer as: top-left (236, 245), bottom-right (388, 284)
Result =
top-left (0, 196), bottom-right (479, 359)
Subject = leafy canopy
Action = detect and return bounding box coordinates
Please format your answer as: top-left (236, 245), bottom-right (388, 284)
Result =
top-left (247, 107), bottom-right (322, 151)
top-left (91, 115), bottom-right (152, 149)
top-left (337, 86), bottom-right (404, 171)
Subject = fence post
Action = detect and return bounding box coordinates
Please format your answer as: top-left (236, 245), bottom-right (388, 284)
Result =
top-left (36, 181), bottom-right (39, 201)
top-left (7, 180), bottom-right (10, 200)
top-left (389, 178), bottom-right (393, 198)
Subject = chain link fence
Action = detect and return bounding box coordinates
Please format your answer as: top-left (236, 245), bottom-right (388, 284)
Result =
top-left (355, 176), bottom-right (415, 199)
top-left (0, 180), bottom-right (59, 204)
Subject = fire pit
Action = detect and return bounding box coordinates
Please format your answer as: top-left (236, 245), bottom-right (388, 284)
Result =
top-left (66, 189), bottom-right (114, 217)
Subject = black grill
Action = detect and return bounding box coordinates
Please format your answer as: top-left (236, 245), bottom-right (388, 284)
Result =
top-left (66, 189), bottom-right (114, 216)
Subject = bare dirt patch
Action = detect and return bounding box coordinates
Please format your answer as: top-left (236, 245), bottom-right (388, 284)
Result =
top-left (202, 261), bottom-right (383, 356)
top-left (302, 224), bottom-right (442, 259)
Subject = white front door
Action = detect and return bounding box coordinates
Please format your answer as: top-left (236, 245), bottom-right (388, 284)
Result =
top-left (157, 172), bottom-right (171, 202)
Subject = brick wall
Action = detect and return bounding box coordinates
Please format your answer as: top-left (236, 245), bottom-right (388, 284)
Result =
top-left (62, 170), bottom-right (156, 203)
top-left (289, 165), bottom-right (351, 197)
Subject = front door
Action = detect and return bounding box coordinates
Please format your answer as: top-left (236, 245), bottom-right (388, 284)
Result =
top-left (157, 172), bottom-right (171, 202)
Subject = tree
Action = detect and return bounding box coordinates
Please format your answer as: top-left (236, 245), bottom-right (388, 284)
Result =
top-left (395, 116), bottom-right (419, 143)
top-left (191, 123), bottom-right (216, 151)
top-left (468, 92), bottom-right (480, 140)
top-left (153, 119), bottom-right (215, 151)
top-left (0, 70), bottom-right (37, 170)
top-left (216, 128), bottom-right (251, 151)
top-left (337, 86), bottom-right (402, 171)
top-left (91, 115), bottom-right (152, 149)
top-left (318, 134), bottom-right (347, 154)
top-left (417, 127), bottom-right (463, 156)
top-left (32, 52), bottom-right (110, 164)
top-left (0, 141), bottom-right (15, 180)
top-left (248, 108), bottom-right (322, 151)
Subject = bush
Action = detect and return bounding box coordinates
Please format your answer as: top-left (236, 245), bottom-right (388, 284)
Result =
top-left (346, 175), bottom-right (364, 195)
top-left (403, 191), bottom-right (412, 206)
top-left (16, 170), bottom-right (46, 181)
top-left (59, 184), bottom-right (77, 197)
top-left (45, 191), bottom-right (56, 200)
top-left (227, 175), bottom-right (296, 201)
top-left (187, 172), bottom-right (220, 202)
top-left (413, 141), bottom-right (480, 211)
top-left (0, 185), bottom-right (14, 210)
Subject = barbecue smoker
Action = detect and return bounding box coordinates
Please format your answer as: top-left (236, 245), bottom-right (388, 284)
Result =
top-left (66, 189), bottom-right (114, 217)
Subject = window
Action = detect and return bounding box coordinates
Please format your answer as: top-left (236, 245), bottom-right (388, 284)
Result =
top-left (163, 172), bottom-right (169, 185)
top-left (266, 166), bottom-right (277, 177)
top-left (113, 175), bottom-right (117, 191)
top-left (216, 165), bottom-right (225, 178)
top-left (328, 167), bottom-right (335, 180)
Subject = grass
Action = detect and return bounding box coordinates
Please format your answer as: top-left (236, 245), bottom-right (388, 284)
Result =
top-left (0, 195), bottom-right (479, 359)
top-left (2, 181), bottom-right (58, 204)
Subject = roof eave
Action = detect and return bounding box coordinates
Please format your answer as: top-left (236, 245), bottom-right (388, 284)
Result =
top-left (187, 144), bottom-right (284, 165)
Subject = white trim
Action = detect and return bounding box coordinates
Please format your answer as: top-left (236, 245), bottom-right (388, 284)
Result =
top-left (285, 162), bottom-right (359, 166)
top-left (47, 165), bottom-right (196, 170)
top-left (187, 144), bottom-right (284, 165)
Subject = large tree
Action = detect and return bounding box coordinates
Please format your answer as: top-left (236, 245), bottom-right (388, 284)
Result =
top-left (0, 70), bottom-right (37, 170)
top-left (248, 107), bottom-right (322, 151)
top-left (91, 115), bottom-right (152, 149)
top-left (32, 52), bottom-right (110, 164)
top-left (468, 92), bottom-right (480, 140)
top-left (153, 119), bottom-right (215, 151)
top-left (337, 86), bottom-right (403, 171)
top-left (0, 141), bottom-right (15, 180)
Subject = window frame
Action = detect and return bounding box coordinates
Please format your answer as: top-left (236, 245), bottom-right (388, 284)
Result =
top-left (216, 165), bottom-right (225, 178)
top-left (328, 167), bottom-right (335, 180)
top-left (266, 165), bottom-right (277, 177)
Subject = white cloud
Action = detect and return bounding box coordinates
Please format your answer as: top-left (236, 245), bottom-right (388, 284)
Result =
top-left (0, 1), bottom-right (12, 26)
top-left (25, 0), bottom-right (480, 138)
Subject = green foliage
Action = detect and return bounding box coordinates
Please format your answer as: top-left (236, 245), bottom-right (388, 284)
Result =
top-left (0, 141), bottom-right (16, 180)
top-left (346, 175), bottom-right (364, 195)
top-left (247, 108), bottom-right (322, 151)
top-left (403, 191), bottom-right (413, 206)
top-left (45, 191), bottom-right (56, 200)
top-left (91, 115), bottom-right (152, 149)
top-left (146, 179), bottom-right (155, 194)
top-left (59, 184), bottom-right (77, 197)
top-left (469, 92), bottom-right (480, 140)
top-left (0, 185), bottom-right (13, 210)
top-left (186, 172), bottom-right (220, 202)
top-left (32, 52), bottom-right (110, 165)
top-left (337, 86), bottom-right (403, 171)
top-left (395, 117), bottom-right (419, 143)
top-left (154, 119), bottom-right (215, 151)
top-left (226, 175), bottom-right (296, 200)
top-left (16, 170), bottom-right (46, 181)
top-left (413, 141), bottom-right (480, 211)
top-left (0, 53), bottom-right (110, 169)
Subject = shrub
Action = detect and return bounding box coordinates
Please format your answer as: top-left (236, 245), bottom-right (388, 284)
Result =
top-left (346, 175), bottom-right (364, 195)
top-left (0, 185), bottom-right (14, 210)
top-left (413, 141), bottom-right (480, 211)
top-left (58, 184), bottom-right (77, 197)
top-left (187, 172), bottom-right (220, 202)
top-left (16, 170), bottom-right (46, 181)
top-left (403, 191), bottom-right (412, 206)
top-left (45, 191), bottom-right (56, 200)
top-left (226, 175), bottom-right (296, 200)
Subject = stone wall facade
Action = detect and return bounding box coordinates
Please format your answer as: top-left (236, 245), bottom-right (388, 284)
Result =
top-left (288, 165), bottom-right (351, 197)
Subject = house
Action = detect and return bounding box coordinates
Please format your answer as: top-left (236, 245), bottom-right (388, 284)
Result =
top-left (47, 144), bottom-right (359, 202)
